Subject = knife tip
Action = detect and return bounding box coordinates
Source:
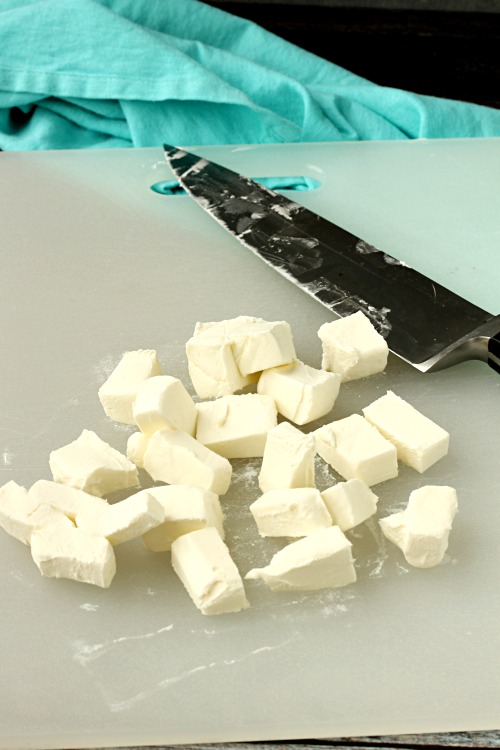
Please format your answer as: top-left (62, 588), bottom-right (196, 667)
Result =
top-left (163, 143), bottom-right (187, 163)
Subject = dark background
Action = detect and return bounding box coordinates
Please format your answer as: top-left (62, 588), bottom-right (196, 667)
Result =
top-left (206, 0), bottom-right (500, 109)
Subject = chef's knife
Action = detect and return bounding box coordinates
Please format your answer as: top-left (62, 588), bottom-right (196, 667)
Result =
top-left (163, 144), bottom-right (500, 374)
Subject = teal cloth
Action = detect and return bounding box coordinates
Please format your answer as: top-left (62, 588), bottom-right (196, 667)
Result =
top-left (1, 0), bottom-right (500, 150)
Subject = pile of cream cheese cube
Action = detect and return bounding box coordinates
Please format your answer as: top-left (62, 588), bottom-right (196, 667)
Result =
top-left (0, 312), bottom-right (457, 616)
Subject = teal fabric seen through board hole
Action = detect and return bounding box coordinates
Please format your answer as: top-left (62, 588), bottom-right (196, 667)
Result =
top-left (150, 176), bottom-right (322, 195)
top-left (1, 0), bottom-right (499, 151)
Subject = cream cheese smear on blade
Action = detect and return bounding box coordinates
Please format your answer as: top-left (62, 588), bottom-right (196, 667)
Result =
top-left (163, 144), bottom-right (500, 375)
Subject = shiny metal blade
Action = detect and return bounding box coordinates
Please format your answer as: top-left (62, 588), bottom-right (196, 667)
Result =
top-left (164, 144), bottom-right (500, 373)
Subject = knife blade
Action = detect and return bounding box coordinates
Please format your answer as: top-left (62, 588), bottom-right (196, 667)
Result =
top-left (163, 144), bottom-right (500, 374)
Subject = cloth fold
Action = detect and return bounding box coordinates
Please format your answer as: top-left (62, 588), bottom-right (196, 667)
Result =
top-left (1, 0), bottom-right (499, 150)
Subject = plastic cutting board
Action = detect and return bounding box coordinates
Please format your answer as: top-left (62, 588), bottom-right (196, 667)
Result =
top-left (0, 140), bottom-right (499, 750)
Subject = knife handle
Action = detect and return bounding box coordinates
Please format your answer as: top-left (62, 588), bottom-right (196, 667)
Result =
top-left (420, 315), bottom-right (500, 374)
top-left (488, 329), bottom-right (500, 374)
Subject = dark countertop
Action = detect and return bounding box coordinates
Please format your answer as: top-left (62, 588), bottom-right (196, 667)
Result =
top-left (88, 731), bottom-right (500, 750)
top-left (207, 0), bottom-right (500, 108)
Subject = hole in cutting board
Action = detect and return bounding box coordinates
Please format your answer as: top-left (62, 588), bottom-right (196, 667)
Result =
top-left (150, 175), bottom-right (321, 195)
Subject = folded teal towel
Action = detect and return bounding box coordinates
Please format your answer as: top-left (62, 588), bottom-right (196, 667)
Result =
top-left (1, 0), bottom-right (499, 150)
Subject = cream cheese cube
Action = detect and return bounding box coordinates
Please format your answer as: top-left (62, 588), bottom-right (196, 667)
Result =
top-left (76, 491), bottom-right (164, 546)
top-left (211, 316), bottom-right (296, 376)
top-left (132, 375), bottom-right (197, 437)
top-left (49, 429), bottom-right (139, 497)
top-left (380, 485), bottom-right (458, 568)
top-left (29, 480), bottom-right (108, 522)
top-left (246, 526), bottom-right (356, 591)
top-left (171, 527), bottom-right (249, 615)
top-left (258, 421), bottom-right (315, 493)
top-left (257, 359), bottom-right (341, 425)
top-left (126, 431), bottom-right (149, 469)
top-left (196, 393), bottom-right (277, 458)
top-left (98, 349), bottom-right (161, 424)
top-left (318, 311), bottom-right (388, 381)
top-left (186, 334), bottom-right (257, 399)
top-left (31, 525), bottom-right (116, 587)
top-left (140, 485), bottom-right (225, 552)
top-left (249, 487), bottom-right (332, 538)
top-left (0, 481), bottom-right (40, 544)
top-left (0, 480), bottom-right (73, 545)
top-left (321, 479), bottom-right (378, 531)
top-left (186, 315), bottom-right (295, 399)
top-left (27, 505), bottom-right (75, 537)
top-left (143, 429), bottom-right (232, 495)
top-left (363, 390), bottom-right (450, 472)
top-left (315, 414), bottom-right (398, 486)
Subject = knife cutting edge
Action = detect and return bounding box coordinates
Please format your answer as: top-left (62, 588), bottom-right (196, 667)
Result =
top-left (163, 144), bottom-right (500, 375)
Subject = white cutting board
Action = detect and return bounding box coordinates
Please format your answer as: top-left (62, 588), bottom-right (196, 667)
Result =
top-left (0, 140), bottom-right (498, 750)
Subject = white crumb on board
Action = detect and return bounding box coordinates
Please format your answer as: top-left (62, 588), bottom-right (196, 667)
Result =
top-left (10, 568), bottom-right (34, 587)
top-left (104, 634), bottom-right (299, 713)
top-left (307, 163), bottom-right (324, 174)
top-left (230, 457), bottom-right (261, 489)
top-left (270, 586), bottom-right (357, 621)
top-left (73, 624), bottom-right (175, 666)
top-left (314, 453), bottom-right (337, 490)
top-left (92, 354), bottom-right (117, 382)
top-left (1, 449), bottom-right (14, 467)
